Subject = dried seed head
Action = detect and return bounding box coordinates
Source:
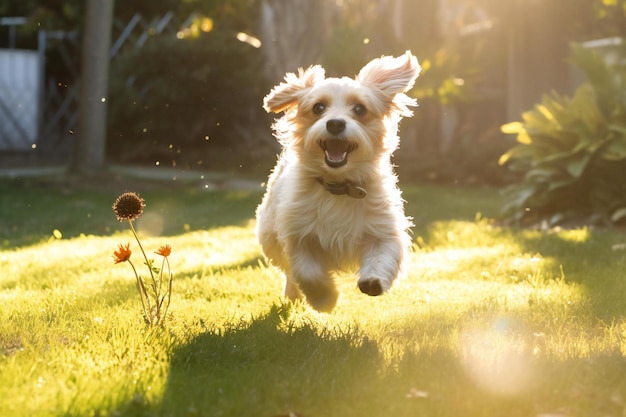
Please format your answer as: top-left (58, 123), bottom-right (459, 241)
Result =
top-left (112, 192), bottom-right (145, 222)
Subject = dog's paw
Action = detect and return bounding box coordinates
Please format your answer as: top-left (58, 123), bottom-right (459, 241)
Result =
top-left (358, 278), bottom-right (384, 296)
top-left (297, 279), bottom-right (339, 312)
top-left (307, 293), bottom-right (338, 313)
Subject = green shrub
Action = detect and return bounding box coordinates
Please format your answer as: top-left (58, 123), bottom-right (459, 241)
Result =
top-left (499, 42), bottom-right (626, 226)
top-left (107, 29), bottom-right (273, 171)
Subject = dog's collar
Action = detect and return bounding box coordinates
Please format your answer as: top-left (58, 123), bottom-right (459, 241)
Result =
top-left (316, 177), bottom-right (367, 199)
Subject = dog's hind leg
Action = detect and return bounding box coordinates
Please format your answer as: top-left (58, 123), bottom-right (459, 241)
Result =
top-left (288, 242), bottom-right (338, 312)
top-left (283, 273), bottom-right (302, 301)
top-left (297, 276), bottom-right (338, 312)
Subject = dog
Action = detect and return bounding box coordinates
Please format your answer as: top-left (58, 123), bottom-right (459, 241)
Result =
top-left (256, 51), bottom-right (421, 312)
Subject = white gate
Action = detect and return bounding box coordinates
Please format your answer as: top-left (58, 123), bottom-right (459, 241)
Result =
top-left (0, 48), bottom-right (40, 150)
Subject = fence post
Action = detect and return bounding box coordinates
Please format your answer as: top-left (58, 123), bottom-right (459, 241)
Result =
top-left (37, 30), bottom-right (47, 154)
top-left (73, 0), bottom-right (114, 176)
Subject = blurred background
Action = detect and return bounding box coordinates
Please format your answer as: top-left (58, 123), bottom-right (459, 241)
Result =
top-left (0, 0), bottom-right (625, 186)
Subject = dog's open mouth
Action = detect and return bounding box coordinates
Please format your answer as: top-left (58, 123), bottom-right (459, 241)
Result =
top-left (321, 139), bottom-right (355, 168)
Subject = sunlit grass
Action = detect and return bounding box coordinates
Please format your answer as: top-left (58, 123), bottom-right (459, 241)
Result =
top-left (1, 181), bottom-right (626, 416)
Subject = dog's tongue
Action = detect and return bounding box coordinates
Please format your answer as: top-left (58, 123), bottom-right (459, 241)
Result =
top-left (324, 139), bottom-right (350, 163)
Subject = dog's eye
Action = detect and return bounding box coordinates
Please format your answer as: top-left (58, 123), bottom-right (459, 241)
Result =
top-left (353, 104), bottom-right (367, 116)
top-left (313, 103), bottom-right (326, 115)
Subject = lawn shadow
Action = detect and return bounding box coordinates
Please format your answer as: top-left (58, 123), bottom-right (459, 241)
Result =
top-left (0, 179), bottom-right (264, 248)
top-left (510, 228), bottom-right (626, 318)
top-left (158, 303), bottom-right (391, 417)
top-left (134, 303), bottom-right (626, 417)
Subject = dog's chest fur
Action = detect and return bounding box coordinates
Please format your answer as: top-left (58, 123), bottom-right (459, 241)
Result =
top-left (269, 168), bottom-right (400, 267)
top-left (289, 186), bottom-right (366, 243)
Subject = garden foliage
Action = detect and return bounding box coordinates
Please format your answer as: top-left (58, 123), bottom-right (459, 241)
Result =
top-left (107, 29), bottom-right (270, 170)
top-left (499, 43), bottom-right (626, 226)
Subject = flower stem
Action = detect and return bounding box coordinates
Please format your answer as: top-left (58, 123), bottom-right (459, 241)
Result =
top-left (159, 257), bottom-right (173, 322)
top-left (128, 259), bottom-right (151, 323)
top-left (127, 219), bottom-right (158, 292)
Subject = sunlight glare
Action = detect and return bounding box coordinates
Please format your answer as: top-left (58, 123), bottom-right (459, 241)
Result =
top-left (460, 317), bottom-right (536, 397)
top-left (136, 213), bottom-right (164, 237)
top-left (236, 32), bottom-right (262, 48)
top-left (200, 17), bottom-right (213, 32)
top-left (556, 227), bottom-right (590, 243)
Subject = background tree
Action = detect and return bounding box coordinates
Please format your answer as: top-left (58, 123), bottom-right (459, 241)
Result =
top-left (258, 0), bottom-right (338, 83)
top-left (73, 0), bottom-right (114, 176)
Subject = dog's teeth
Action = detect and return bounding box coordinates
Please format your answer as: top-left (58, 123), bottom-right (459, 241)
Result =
top-left (325, 150), bottom-right (347, 162)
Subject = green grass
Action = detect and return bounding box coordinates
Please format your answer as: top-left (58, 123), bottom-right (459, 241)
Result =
top-left (2, 177), bottom-right (626, 417)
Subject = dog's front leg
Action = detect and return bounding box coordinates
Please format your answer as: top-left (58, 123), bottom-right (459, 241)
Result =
top-left (287, 240), bottom-right (338, 312)
top-left (358, 238), bottom-right (404, 296)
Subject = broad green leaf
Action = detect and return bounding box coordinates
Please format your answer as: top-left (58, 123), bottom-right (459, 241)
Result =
top-left (536, 103), bottom-right (561, 129)
top-left (600, 138), bottom-right (626, 161)
top-left (548, 179), bottom-right (576, 192)
top-left (501, 121), bottom-right (523, 135)
top-left (571, 43), bottom-right (617, 115)
top-left (525, 166), bottom-right (565, 183)
top-left (501, 183), bottom-right (538, 214)
top-left (525, 131), bottom-right (575, 152)
top-left (608, 124), bottom-right (626, 136)
top-left (571, 137), bottom-right (595, 154)
top-left (517, 130), bottom-right (532, 144)
top-left (540, 150), bottom-right (577, 164)
top-left (571, 84), bottom-right (606, 133)
top-left (549, 130), bottom-right (581, 149)
top-left (567, 153), bottom-right (593, 178)
top-left (498, 145), bottom-right (534, 165)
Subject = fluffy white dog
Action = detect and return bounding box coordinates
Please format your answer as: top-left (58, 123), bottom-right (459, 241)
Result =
top-left (256, 51), bottom-right (421, 312)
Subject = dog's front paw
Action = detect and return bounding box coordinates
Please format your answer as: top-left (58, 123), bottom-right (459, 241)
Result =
top-left (358, 278), bottom-right (384, 296)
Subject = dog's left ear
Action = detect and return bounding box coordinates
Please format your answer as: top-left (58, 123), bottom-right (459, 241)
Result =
top-left (263, 65), bottom-right (325, 114)
top-left (357, 51), bottom-right (421, 115)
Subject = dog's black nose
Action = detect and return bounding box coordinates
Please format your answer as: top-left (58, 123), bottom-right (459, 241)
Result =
top-left (326, 119), bottom-right (346, 135)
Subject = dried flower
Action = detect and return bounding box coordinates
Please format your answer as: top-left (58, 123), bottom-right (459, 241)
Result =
top-left (112, 192), bottom-right (145, 222)
top-left (113, 242), bottom-right (132, 263)
top-left (155, 244), bottom-right (172, 257)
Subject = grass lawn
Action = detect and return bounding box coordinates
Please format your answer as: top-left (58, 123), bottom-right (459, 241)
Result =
top-left (2, 176), bottom-right (626, 417)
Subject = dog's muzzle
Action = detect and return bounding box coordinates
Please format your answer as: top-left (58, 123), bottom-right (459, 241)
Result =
top-left (320, 118), bottom-right (356, 168)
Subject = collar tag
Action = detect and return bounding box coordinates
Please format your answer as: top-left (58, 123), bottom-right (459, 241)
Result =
top-left (346, 183), bottom-right (367, 199)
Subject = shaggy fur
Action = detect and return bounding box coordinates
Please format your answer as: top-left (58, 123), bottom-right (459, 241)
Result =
top-left (256, 51), bottom-right (421, 312)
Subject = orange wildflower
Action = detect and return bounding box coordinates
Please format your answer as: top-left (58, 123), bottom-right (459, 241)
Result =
top-left (155, 244), bottom-right (172, 257)
top-left (113, 242), bottom-right (132, 263)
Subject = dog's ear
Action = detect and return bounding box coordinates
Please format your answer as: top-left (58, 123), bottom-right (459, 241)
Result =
top-left (263, 65), bottom-right (325, 114)
top-left (357, 51), bottom-right (420, 116)
top-left (357, 51), bottom-right (420, 97)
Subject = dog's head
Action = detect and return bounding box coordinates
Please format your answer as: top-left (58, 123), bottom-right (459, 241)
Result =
top-left (264, 51), bottom-right (420, 179)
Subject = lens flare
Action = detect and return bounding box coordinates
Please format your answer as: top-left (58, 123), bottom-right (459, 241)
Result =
top-left (459, 317), bottom-right (537, 396)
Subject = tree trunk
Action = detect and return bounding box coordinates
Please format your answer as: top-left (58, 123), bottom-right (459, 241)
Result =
top-left (259, 0), bottom-right (337, 83)
top-left (73, 0), bottom-right (114, 176)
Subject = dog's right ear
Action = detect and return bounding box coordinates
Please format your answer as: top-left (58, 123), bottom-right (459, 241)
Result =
top-left (263, 65), bottom-right (325, 114)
